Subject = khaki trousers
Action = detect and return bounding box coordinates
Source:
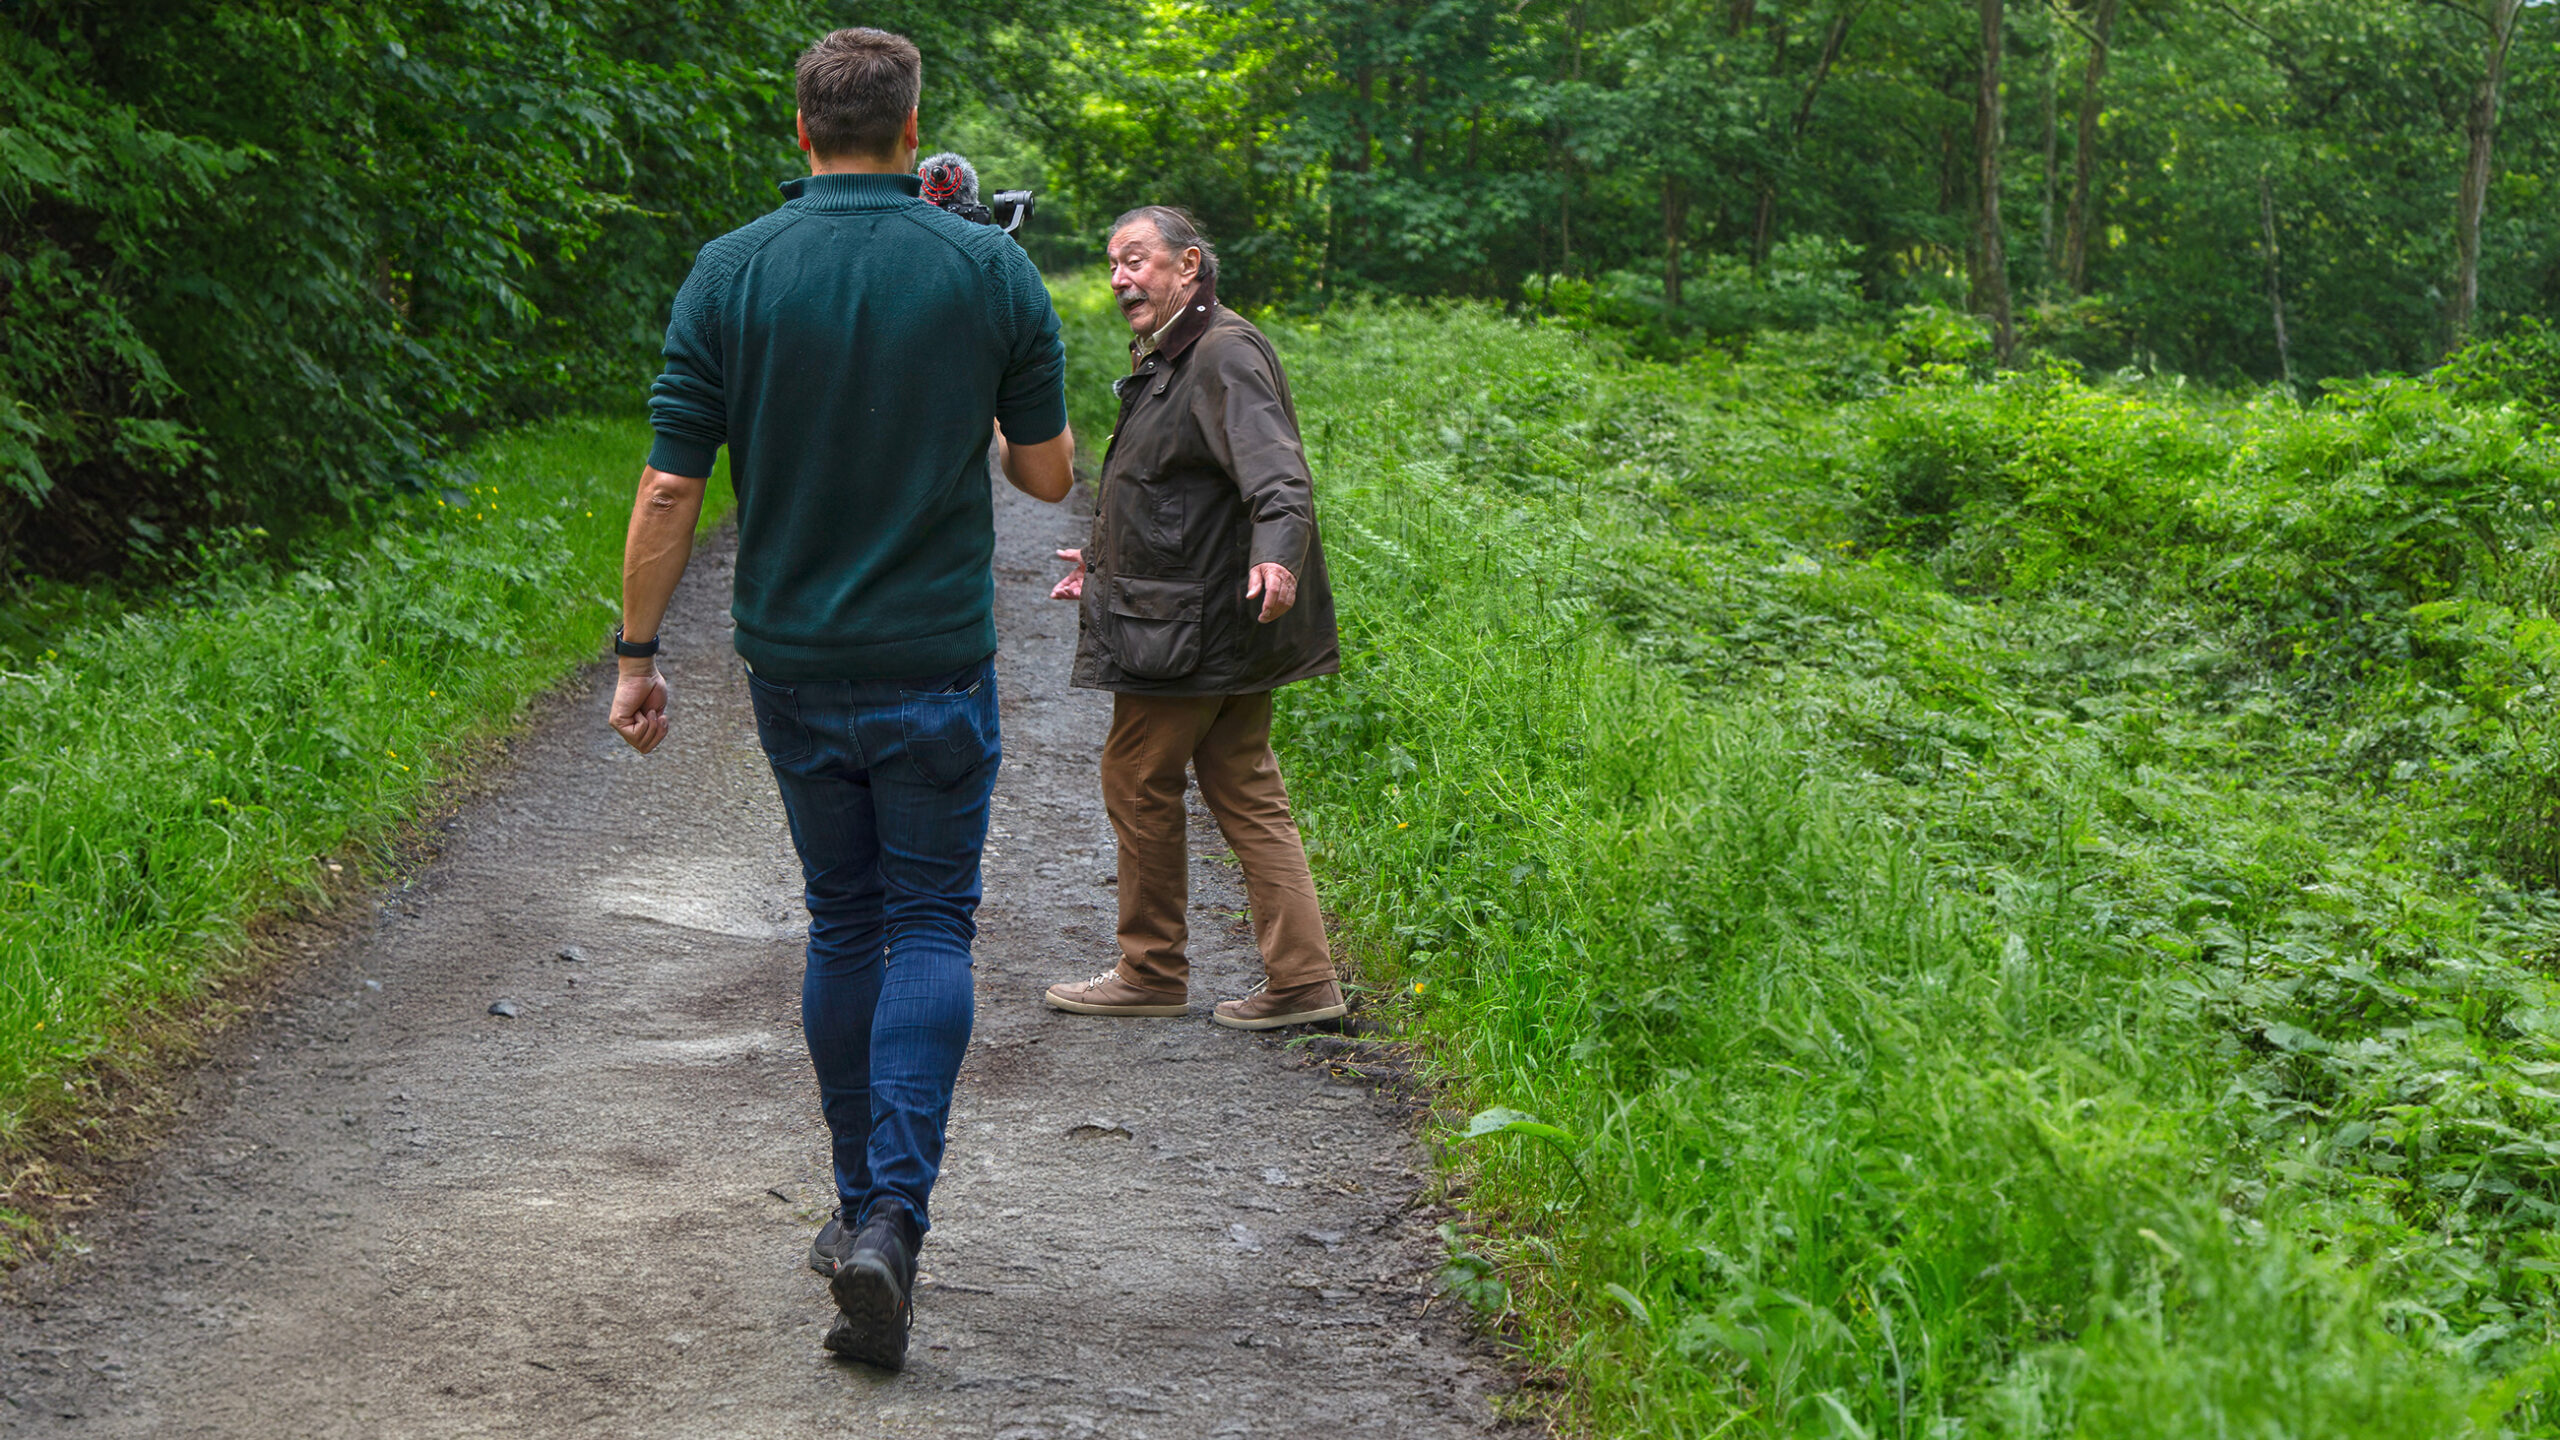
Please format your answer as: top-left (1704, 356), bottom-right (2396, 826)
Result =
top-left (1103, 691), bottom-right (1334, 994)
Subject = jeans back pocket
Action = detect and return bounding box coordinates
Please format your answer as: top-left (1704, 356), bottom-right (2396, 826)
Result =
top-left (898, 665), bottom-right (1000, 789)
top-left (746, 673), bottom-right (817, 766)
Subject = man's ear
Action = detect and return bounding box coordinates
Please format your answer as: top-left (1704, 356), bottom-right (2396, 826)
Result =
top-left (795, 110), bottom-right (813, 155)
top-left (901, 108), bottom-right (919, 154)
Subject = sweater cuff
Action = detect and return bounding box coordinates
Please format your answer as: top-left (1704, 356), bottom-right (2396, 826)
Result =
top-left (995, 392), bottom-right (1069, 449)
top-left (647, 431), bottom-right (720, 480)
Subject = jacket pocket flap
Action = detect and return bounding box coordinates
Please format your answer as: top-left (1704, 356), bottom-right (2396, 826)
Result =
top-left (1108, 575), bottom-right (1204, 624)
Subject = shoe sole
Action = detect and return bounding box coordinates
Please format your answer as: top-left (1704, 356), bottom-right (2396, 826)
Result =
top-left (1213, 1002), bottom-right (1350, 1031)
top-left (824, 1256), bottom-right (909, 1371)
top-left (1044, 992), bottom-right (1188, 1017)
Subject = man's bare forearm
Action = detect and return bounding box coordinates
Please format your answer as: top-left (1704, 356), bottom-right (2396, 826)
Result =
top-left (620, 465), bottom-right (709, 658)
top-left (996, 424), bottom-right (1076, 503)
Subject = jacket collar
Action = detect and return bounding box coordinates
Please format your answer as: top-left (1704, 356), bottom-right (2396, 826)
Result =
top-left (1131, 276), bottom-right (1219, 368)
top-left (776, 172), bottom-right (924, 210)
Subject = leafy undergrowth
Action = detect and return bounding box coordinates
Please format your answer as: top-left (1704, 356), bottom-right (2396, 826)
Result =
top-left (1253, 302), bottom-right (2560, 1434)
top-left (0, 417), bottom-right (728, 1166)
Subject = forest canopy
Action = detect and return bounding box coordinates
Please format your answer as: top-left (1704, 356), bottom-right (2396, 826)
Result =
top-left (2, 0), bottom-right (2553, 578)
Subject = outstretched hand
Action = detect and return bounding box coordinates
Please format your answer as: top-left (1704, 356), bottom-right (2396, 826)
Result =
top-left (1246, 562), bottom-right (1297, 623)
top-left (1050, 548), bottom-right (1085, 600)
top-left (610, 666), bottom-right (671, 753)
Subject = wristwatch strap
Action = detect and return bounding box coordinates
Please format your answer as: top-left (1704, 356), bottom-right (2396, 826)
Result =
top-left (612, 624), bottom-right (660, 659)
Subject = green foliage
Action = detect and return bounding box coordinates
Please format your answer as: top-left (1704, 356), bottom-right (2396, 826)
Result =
top-left (0, 1), bottom-right (819, 578)
top-left (1233, 287), bottom-right (2560, 1433)
top-left (1856, 366), bottom-right (2222, 587)
top-left (1523, 238), bottom-right (1868, 356)
top-left (0, 418), bottom-right (728, 1144)
top-left (2443, 320), bottom-right (2560, 430)
top-left (0, 33), bottom-right (244, 513)
top-left (1851, 366), bottom-right (2560, 684)
top-left (1005, 0), bottom-right (2556, 386)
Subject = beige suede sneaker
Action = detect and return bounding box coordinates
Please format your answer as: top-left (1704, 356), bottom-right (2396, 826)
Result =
top-left (1212, 977), bottom-right (1348, 1031)
top-left (1044, 967), bottom-right (1189, 1017)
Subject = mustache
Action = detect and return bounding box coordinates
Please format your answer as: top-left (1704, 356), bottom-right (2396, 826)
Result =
top-left (1114, 287), bottom-right (1148, 308)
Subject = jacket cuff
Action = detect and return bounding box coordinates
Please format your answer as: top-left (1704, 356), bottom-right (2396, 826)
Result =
top-left (1248, 521), bottom-right (1308, 575)
top-left (647, 431), bottom-right (720, 480)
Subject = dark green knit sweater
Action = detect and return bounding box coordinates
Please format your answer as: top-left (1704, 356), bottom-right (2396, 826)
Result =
top-left (647, 172), bottom-right (1067, 680)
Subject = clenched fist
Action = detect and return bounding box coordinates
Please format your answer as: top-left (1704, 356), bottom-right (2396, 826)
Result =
top-left (609, 665), bottom-right (671, 753)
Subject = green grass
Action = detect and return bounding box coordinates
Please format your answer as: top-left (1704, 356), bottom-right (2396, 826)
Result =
top-left (1179, 296), bottom-right (2560, 1435)
top-left (1058, 272), bottom-right (1135, 454)
top-left (15, 275), bottom-right (2560, 1429)
top-left (0, 277), bottom-right (1113, 1208)
top-left (0, 416), bottom-right (729, 1160)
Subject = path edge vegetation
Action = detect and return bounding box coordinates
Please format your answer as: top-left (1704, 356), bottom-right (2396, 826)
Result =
top-left (1225, 298), bottom-right (2560, 1433)
top-left (13, 276), bottom-right (2560, 1435)
top-left (0, 418), bottom-right (733, 1268)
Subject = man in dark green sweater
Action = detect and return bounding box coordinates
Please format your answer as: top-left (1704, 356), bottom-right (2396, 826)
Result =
top-left (605, 27), bottom-right (1074, 1373)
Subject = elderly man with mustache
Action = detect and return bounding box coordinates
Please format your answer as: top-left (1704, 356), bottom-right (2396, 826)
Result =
top-left (1043, 206), bottom-right (1347, 1030)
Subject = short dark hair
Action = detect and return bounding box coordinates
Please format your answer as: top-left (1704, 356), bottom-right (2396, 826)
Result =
top-left (796, 29), bottom-right (921, 160)
top-left (1112, 205), bottom-right (1220, 291)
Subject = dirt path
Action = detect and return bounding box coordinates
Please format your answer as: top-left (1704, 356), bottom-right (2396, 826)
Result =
top-left (0, 477), bottom-right (1521, 1437)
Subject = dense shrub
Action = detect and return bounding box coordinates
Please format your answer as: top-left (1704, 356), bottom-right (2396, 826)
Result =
top-left (0, 1), bottom-right (819, 578)
top-left (0, 418), bottom-right (720, 1152)
top-left (1523, 237), bottom-right (1869, 358)
top-left (1210, 289), bottom-right (2560, 1433)
top-left (2441, 319), bottom-right (2560, 429)
top-left (1854, 369), bottom-right (2560, 660)
top-left (1856, 366), bottom-right (2223, 587)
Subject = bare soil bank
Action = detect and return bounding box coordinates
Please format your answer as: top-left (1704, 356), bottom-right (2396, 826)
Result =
top-left (0, 477), bottom-right (1527, 1438)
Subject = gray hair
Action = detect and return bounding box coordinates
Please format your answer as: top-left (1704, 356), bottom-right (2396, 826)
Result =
top-left (1112, 205), bottom-right (1219, 291)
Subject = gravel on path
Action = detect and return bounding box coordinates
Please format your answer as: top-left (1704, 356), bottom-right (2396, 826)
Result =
top-left (0, 475), bottom-right (1524, 1438)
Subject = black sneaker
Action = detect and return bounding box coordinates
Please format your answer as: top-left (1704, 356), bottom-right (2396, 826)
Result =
top-left (809, 1212), bottom-right (855, 1275)
top-left (823, 1200), bottom-right (919, 1370)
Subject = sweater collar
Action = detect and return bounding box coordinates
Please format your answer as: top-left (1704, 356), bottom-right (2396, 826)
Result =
top-left (776, 172), bottom-right (924, 209)
top-left (1130, 276), bottom-right (1219, 369)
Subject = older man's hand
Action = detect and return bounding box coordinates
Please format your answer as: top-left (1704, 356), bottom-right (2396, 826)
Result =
top-left (1050, 549), bottom-right (1085, 600)
top-left (1246, 562), bottom-right (1297, 623)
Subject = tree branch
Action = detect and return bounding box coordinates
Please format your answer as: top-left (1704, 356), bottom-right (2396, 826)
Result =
top-left (2417, 0), bottom-right (2496, 36)
top-left (2207, 0), bottom-right (2316, 91)
top-left (2041, 0), bottom-right (2102, 50)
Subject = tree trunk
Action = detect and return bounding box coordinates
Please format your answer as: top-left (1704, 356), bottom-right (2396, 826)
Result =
top-left (1558, 4), bottom-right (1584, 275)
top-left (1409, 76), bottom-right (1431, 175)
top-left (2452, 0), bottom-right (2526, 348)
top-left (1792, 7), bottom-right (1859, 141)
top-left (2260, 170), bottom-right (2294, 389)
top-left (1663, 174), bottom-right (1689, 313)
top-left (1756, 4), bottom-right (1861, 266)
top-left (1729, 0), bottom-right (1757, 37)
top-left (1352, 65), bottom-right (1375, 173)
top-left (2061, 0), bottom-right (2116, 295)
top-left (1974, 0), bottom-right (2014, 360)
top-left (2038, 28), bottom-right (2060, 290)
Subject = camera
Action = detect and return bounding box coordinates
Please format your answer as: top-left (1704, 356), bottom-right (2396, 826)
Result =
top-left (920, 152), bottom-right (1034, 236)
top-left (988, 190), bottom-right (1034, 236)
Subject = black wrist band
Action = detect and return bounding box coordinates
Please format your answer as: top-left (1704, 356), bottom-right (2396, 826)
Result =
top-left (612, 624), bottom-right (660, 659)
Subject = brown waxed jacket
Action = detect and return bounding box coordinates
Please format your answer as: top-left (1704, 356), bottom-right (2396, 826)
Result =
top-left (1071, 281), bottom-right (1340, 696)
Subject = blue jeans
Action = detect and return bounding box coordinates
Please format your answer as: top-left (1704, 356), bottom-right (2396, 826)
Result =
top-left (746, 655), bottom-right (998, 1233)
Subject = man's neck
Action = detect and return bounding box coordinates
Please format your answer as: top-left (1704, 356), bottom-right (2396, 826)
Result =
top-left (810, 149), bottom-right (915, 177)
top-left (1131, 283), bottom-right (1201, 359)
